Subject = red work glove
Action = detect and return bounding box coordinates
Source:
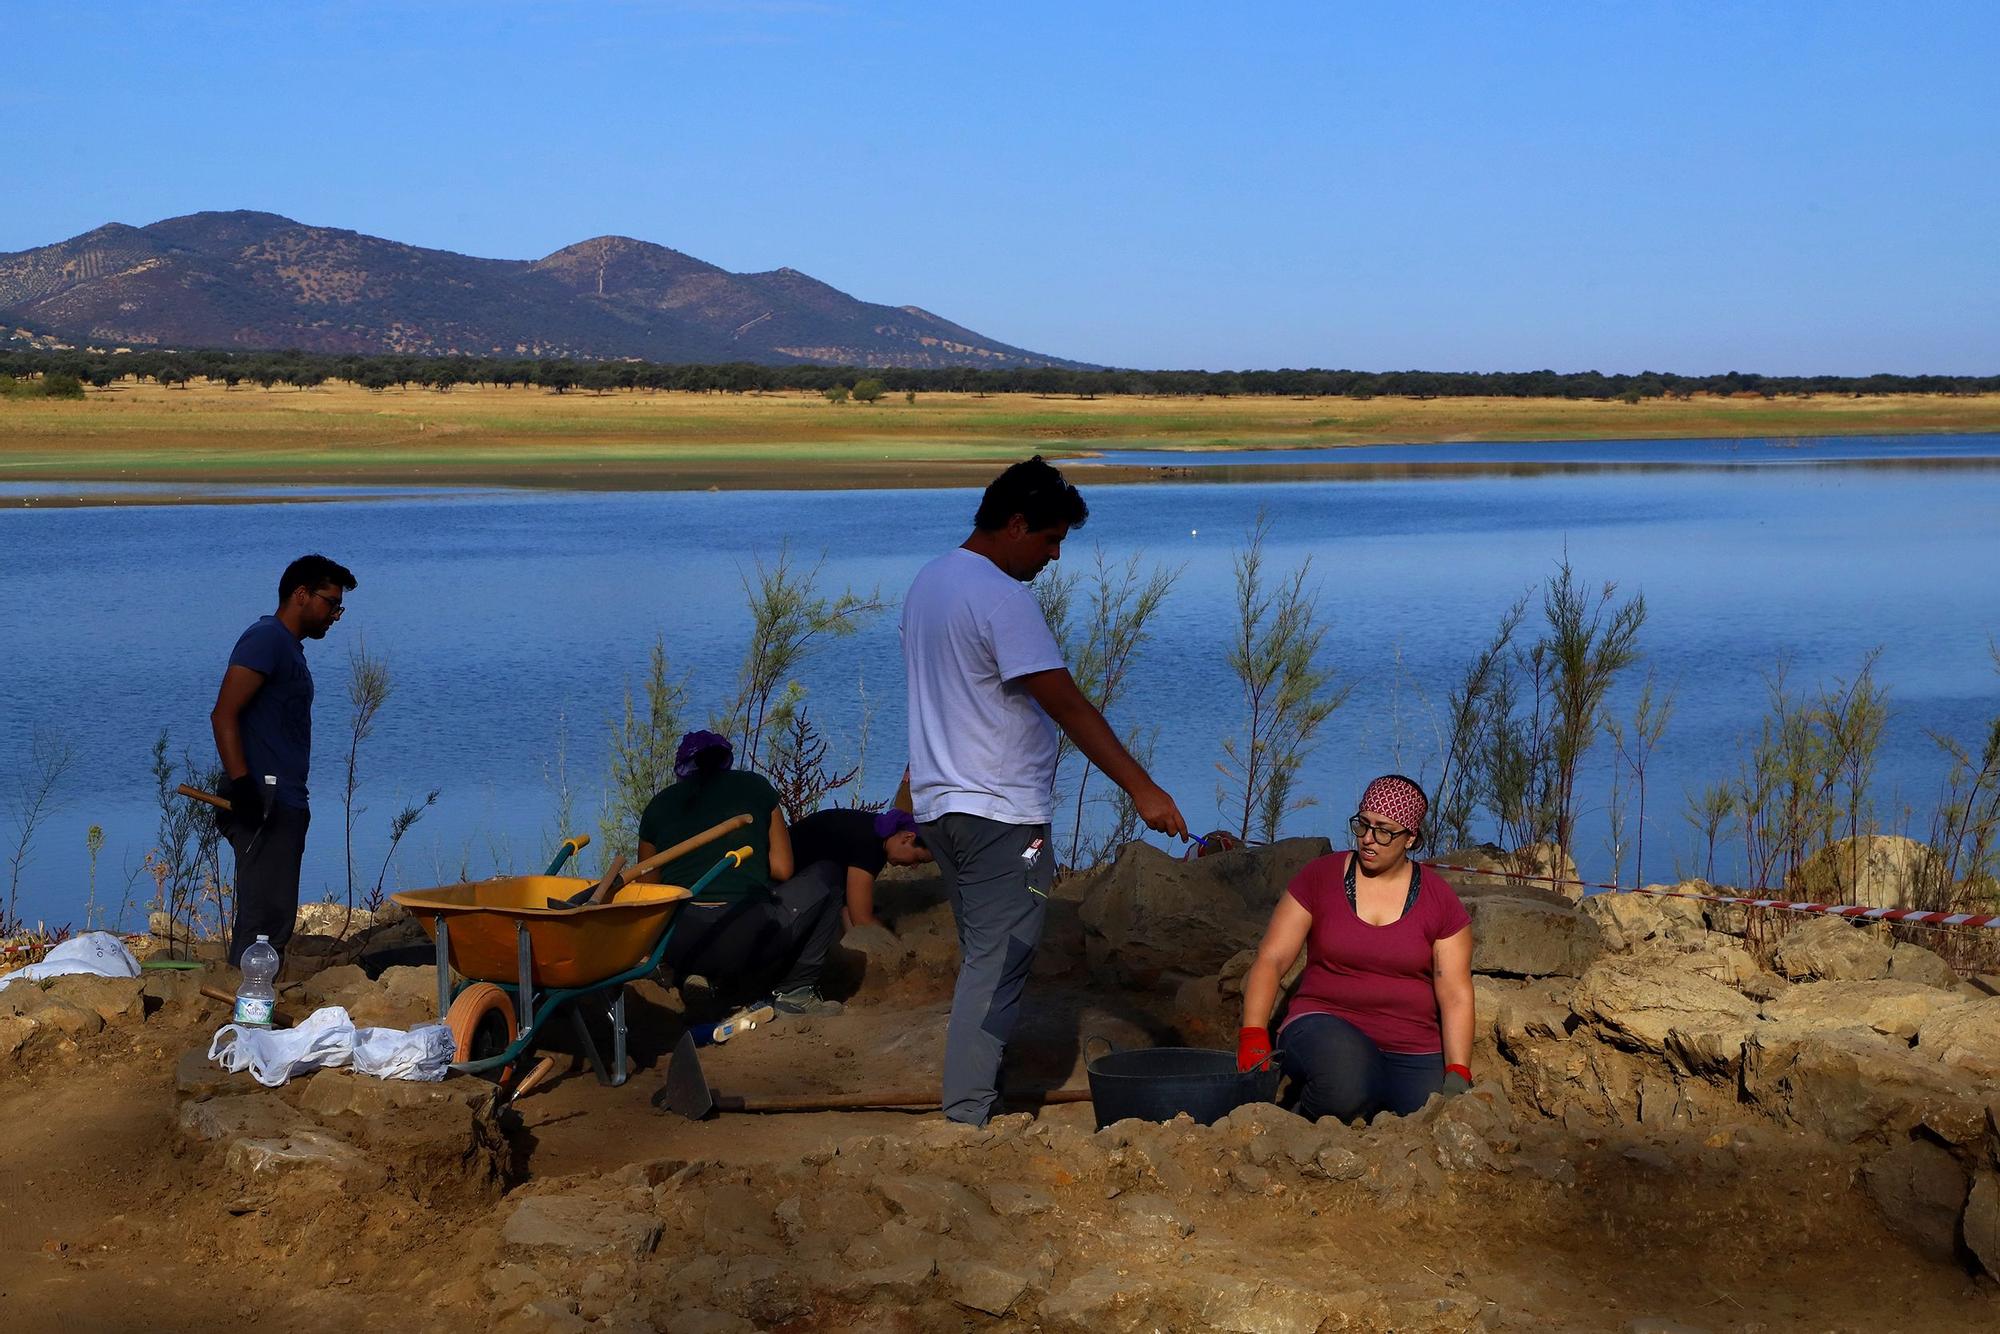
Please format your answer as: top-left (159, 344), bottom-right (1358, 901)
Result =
top-left (1237, 1026), bottom-right (1273, 1073)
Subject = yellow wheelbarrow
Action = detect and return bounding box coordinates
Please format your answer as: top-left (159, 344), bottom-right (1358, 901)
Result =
top-left (392, 815), bottom-right (751, 1089)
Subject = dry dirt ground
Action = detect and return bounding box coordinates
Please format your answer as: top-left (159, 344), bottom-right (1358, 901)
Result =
top-left (3, 864), bottom-right (1998, 1332)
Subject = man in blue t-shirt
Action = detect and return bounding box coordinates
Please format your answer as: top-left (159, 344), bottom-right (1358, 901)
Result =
top-left (209, 553), bottom-right (356, 965)
top-left (903, 457), bottom-right (1189, 1125)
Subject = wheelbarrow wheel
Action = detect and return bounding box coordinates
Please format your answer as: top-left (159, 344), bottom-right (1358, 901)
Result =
top-left (447, 983), bottom-right (519, 1082)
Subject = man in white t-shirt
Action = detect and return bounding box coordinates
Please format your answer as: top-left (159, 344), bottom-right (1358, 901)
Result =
top-left (903, 456), bottom-right (1188, 1125)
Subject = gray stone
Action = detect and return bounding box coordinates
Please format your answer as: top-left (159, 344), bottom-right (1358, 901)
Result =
top-left (941, 1255), bottom-right (1030, 1315)
top-left (16, 994), bottom-right (103, 1038)
top-left (1465, 894), bottom-right (1604, 978)
top-left (984, 1181), bottom-right (1055, 1216)
top-left (1078, 837), bottom-right (1331, 986)
top-left (495, 1299), bottom-right (589, 1334)
top-left (1860, 1138), bottom-right (1968, 1262)
top-left (1115, 1192), bottom-right (1193, 1237)
top-left (1038, 1264), bottom-right (1154, 1330)
top-left (0, 1013), bottom-right (35, 1061)
top-left (1966, 1171), bottom-right (2000, 1283)
top-left (876, 1174), bottom-right (998, 1240)
top-left (1789, 834), bottom-right (1935, 910)
top-left (1770, 916), bottom-right (1893, 982)
top-left (301, 963), bottom-right (370, 1004)
top-left (1186, 1270), bottom-right (1336, 1334)
top-left (503, 1194), bottom-right (661, 1260)
top-left (297, 1067), bottom-right (486, 1120)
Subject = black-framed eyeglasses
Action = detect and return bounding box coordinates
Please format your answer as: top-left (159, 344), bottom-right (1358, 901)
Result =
top-left (1349, 815), bottom-right (1409, 845)
top-left (310, 590), bottom-right (345, 619)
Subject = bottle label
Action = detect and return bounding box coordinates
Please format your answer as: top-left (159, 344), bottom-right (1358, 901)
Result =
top-left (234, 996), bottom-right (274, 1027)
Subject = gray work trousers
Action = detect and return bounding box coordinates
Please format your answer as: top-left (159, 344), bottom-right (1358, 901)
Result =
top-left (922, 812), bottom-right (1052, 1126)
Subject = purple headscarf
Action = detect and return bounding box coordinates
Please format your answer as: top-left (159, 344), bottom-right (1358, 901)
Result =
top-left (873, 808), bottom-right (919, 841)
top-left (674, 730), bottom-right (733, 781)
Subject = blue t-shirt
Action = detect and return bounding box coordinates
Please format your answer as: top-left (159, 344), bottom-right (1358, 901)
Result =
top-left (228, 616), bottom-right (314, 809)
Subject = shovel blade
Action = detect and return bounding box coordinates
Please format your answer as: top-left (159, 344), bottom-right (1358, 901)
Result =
top-left (653, 1030), bottom-right (716, 1119)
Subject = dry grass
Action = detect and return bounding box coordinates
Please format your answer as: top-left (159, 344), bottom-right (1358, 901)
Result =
top-left (3, 380), bottom-right (1998, 491)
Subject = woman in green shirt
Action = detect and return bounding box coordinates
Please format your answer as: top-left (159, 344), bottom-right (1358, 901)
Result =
top-left (637, 731), bottom-right (845, 1017)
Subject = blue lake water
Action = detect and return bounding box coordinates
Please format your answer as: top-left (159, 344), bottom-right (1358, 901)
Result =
top-left (3, 435), bottom-right (1998, 929)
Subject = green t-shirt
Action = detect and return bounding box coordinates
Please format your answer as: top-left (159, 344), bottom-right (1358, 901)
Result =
top-left (636, 770), bottom-right (779, 901)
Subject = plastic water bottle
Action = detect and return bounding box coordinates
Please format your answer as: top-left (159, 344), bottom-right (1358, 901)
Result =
top-left (234, 935), bottom-right (280, 1028)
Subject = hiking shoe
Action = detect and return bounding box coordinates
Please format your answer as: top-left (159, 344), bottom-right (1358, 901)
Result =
top-left (677, 974), bottom-right (716, 1008)
top-left (771, 986), bottom-right (844, 1017)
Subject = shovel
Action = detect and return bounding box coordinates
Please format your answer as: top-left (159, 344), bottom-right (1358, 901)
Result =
top-left (652, 1031), bottom-right (1093, 1118)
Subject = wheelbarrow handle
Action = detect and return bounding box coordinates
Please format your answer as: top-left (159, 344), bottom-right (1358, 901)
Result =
top-left (620, 814), bottom-right (755, 886)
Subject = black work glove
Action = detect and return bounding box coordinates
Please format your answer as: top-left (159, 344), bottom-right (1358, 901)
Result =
top-left (1441, 1070), bottom-right (1472, 1098)
top-left (220, 775), bottom-right (266, 836)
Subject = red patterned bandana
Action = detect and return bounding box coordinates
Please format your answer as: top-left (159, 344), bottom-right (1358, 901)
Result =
top-left (1358, 776), bottom-right (1427, 837)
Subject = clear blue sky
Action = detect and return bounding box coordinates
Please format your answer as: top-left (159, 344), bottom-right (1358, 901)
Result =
top-left (5, 1), bottom-right (1995, 373)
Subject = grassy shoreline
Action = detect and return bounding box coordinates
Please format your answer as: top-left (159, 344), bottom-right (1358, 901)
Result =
top-left (4, 382), bottom-right (1999, 502)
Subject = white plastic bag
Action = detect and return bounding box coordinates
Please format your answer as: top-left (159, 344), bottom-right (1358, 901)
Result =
top-left (208, 1005), bottom-right (355, 1087)
top-left (0, 931), bottom-right (141, 990)
top-left (351, 1022), bottom-right (455, 1082)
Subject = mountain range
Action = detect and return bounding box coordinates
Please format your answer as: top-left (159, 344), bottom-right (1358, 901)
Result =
top-left (0, 211), bottom-right (1084, 369)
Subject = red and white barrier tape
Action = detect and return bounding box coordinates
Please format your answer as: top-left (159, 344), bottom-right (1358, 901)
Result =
top-left (1426, 861), bottom-right (2000, 930)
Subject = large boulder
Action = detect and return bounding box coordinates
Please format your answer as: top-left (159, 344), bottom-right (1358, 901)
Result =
top-left (1581, 891), bottom-right (1709, 954)
top-left (1078, 837), bottom-right (1329, 987)
top-left (1915, 996), bottom-right (2000, 1080)
top-left (1789, 835), bottom-right (1937, 910)
top-left (1743, 1025), bottom-right (1987, 1147)
top-left (1769, 916), bottom-right (1894, 982)
top-left (1760, 980), bottom-right (1969, 1043)
top-left (1968, 1171), bottom-right (2000, 1283)
top-left (1860, 1138), bottom-right (1969, 1263)
top-left (1569, 954), bottom-right (1759, 1064)
top-left (1433, 844), bottom-right (1579, 902)
top-left (1464, 895), bottom-right (1603, 978)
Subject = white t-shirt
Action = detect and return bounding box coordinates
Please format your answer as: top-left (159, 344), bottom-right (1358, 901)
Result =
top-left (902, 547), bottom-right (1067, 825)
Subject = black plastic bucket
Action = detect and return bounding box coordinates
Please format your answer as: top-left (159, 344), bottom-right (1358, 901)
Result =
top-left (1084, 1044), bottom-right (1280, 1130)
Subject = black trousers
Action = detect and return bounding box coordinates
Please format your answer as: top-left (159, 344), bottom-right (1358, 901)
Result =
top-left (227, 803), bottom-right (310, 966)
top-left (661, 860), bottom-right (844, 999)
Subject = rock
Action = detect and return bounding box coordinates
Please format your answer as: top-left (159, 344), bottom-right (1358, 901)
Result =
top-left (1581, 891), bottom-right (1708, 953)
top-left (1761, 980), bottom-right (1969, 1042)
top-left (1790, 835), bottom-right (1936, 909)
top-left (876, 1175), bottom-right (998, 1240)
top-left (298, 1067), bottom-right (489, 1122)
top-left (940, 1255), bottom-right (1029, 1315)
top-left (1481, 976), bottom-right (1572, 1056)
top-left (1436, 843), bottom-right (1579, 900)
top-left (1860, 1138), bottom-right (1968, 1261)
top-left (225, 1128), bottom-right (390, 1193)
top-left (17, 995), bottom-right (103, 1039)
top-left (1887, 942), bottom-right (1961, 991)
top-left (0, 1014), bottom-right (35, 1061)
top-left (295, 901), bottom-right (377, 938)
top-left (1184, 1270), bottom-right (1336, 1334)
top-left (984, 1182), bottom-right (1055, 1216)
top-left (1743, 1026), bottom-right (1987, 1147)
top-left (1465, 895), bottom-right (1603, 977)
top-left (40, 974), bottom-right (146, 1024)
top-left (178, 1093), bottom-right (311, 1145)
top-left (1915, 996), bottom-right (2000, 1079)
top-left (1078, 837), bottom-right (1330, 986)
top-left (139, 968), bottom-right (205, 1009)
top-left (1967, 1171), bottom-right (2000, 1282)
top-left (301, 963), bottom-right (370, 1005)
top-left (496, 1299), bottom-right (589, 1334)
top-left (503, 1194), bottom-right (661, 1260)
top-left (176, 1045), bottom-right (265, 1098)
top-left (1569, 955), bottom-right (1758, 1062)
top-left (1769, 917), bottom-right (1893, 982)
top-left (1039, 1264), bottom-right (1154, 1330)
top-left (1114, 1192), bottom-right (1192, 1238)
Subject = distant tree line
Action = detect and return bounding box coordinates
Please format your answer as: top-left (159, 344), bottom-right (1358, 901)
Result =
top-left (1, 346), bottom-right (1994, 400)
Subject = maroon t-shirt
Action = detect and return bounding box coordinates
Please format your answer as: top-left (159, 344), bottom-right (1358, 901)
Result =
top-left (1281, 852), bottom-right (1471, 1054)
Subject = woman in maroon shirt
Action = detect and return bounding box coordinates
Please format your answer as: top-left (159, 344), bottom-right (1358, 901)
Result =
top-left (1237, 775), bottom-right (1476, 1120)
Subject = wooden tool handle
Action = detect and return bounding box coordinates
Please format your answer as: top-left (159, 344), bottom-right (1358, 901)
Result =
top-left (713, 1086), bottom-right (1093, 1113)
top-left (588, 854), bottom-right (628, 906)
top-left (178, 783), bottom-right (232, 811)
top-left (621, 813), bottom-right (755, 886)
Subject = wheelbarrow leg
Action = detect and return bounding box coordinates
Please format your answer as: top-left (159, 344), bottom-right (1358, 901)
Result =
top-left (433, 916), bottom-right (451, 1021)
top-left (515, 922), bottom-right (536, 1026)
top-left (567, 1006), bottom-right (615, 1086)
top-left (611, 988), bottom-right (629, 1087)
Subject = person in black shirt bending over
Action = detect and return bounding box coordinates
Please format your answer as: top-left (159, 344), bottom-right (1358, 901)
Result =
top-left (788, 807), bottom-right (934, 930)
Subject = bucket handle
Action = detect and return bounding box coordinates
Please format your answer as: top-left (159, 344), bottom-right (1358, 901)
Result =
top-left (1082, 1035), bottom-right (1116, 1064)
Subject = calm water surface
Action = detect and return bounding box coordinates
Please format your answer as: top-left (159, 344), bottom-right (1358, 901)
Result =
top-left (3, 437), bottom-right (1998, 927)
